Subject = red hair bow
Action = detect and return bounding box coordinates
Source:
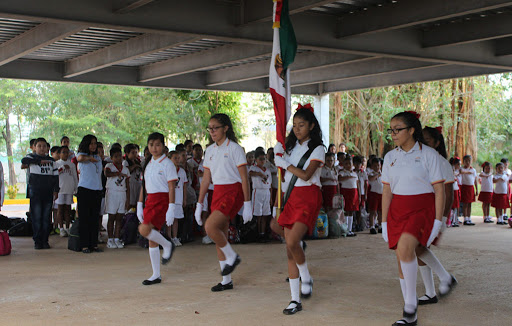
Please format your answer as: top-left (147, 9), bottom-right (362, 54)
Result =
top-left (435, 126), bottom-right (443, 133)
top-left (454, 156), bottom-right (460, 160)
top-left (297, 103), bottom-right (314, 113)
top-left (404, 110), bottom-right (421, 119)
top-left (481, 161), bottom-right (490, 168)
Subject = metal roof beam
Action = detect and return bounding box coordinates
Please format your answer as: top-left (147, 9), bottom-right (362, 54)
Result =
top-left (64, 33), bottom-right (200, 78)
top-left (243, 1), bottom-right (348, 24)
top-left (495, 37), bottom-right (512, 56)
top-left (0, 22), bottom-right (85, 66)
top-left (321, 65), bottom-right (508, 93)
top-left (206, 52), bottom-right (370, 86)
top-left (422, 14), bottom-right (512, 48)
top-left (139, 43), bottom-right (271, 83)
top-left (114, 0), bottom-right (156, 14)
top-left (336, 0), bottom-right (512, 38)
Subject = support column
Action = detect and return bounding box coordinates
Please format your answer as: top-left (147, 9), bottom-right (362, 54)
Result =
top-left (314, 94), bottom-right (330, 146)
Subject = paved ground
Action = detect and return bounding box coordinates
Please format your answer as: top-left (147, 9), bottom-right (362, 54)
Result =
top-left (1, 210), bottom-right (511, 326)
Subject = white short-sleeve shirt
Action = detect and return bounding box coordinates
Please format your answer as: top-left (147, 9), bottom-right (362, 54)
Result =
top-left (321, 166), bottom-right (338, 186)
top-left (175, 167), bottom-right (188, 205)
top-left (493, 173), bottom-right (508, 194)
top-left (382, 142), bottom-right (445, 195)
top-left (282, 140), bottom-right (325, 188)
top-left (357, 170), bottom-right (368, 194)
top-left (453, 169), bottom-right (461, 190)
top-left (480, 172), bottom-right (494, 193)
top-left (203, 139), bottom-right (247, 185)
top-left (339, 170), bottom-right (358, 189)
top-left (105, 163), bottom-right (130, 192)
top-left (368, 170), bottom-right (383, 194)
top-left (249, 165), bottom-right (272, 190)
top-left (440, 157), bottom-right (455, 185)
top-left (263, 161), bottom-right (278, 189)
top-left (144, 155), bottom-right (178, 194)
top-left (460, 167), bottom-right (477, 186)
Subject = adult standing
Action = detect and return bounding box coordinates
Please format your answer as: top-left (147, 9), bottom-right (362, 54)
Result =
top-left (381, 112), bottom-right (445, 326)
top-left (76, 135), bottom-right (103, 253)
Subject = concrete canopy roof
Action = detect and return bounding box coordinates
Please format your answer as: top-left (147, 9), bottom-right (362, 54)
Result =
top-left (0, 0), bottom-right (511, 95)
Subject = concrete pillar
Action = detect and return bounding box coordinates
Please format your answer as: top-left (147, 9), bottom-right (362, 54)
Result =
top-left (314, 94), bottom-right (330, 146)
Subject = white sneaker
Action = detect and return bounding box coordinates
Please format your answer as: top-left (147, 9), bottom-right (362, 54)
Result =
top-left (172, 238), bottom-right (182, 247)
top-left (202, 235), bottom-right (213, 245)
top-left (114, 239), bottom-right (124, 248)
top-left (107, 239), bottom-right (117, 249)
top-left (59, 228), bottom-right (67, 237)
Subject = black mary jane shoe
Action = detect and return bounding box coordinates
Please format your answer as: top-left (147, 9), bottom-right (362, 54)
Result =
top-left (211, 281), bottom-right (233, 292)
top-left (82, 248), bottom-right (91, 254)
top-left (142, 277), bottom-right (162, 286)
top-left (300, 279), bottom-right (313, 299)
top-left (283, 301), bottom-right (302, 315)
top-left (221, 255), bottom-right (241, 276)
top-left (418, 294), bottom-right (438, 305)
top-left (439, 274), bottom-right (458, 298)
top-left (161, 241), bottom-right (176, 265)
top-left (392, 307), bottom-right (417, 326)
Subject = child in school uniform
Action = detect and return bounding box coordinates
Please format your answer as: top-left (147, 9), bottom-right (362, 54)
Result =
top-left (249, 150), bottom-right (272, 242)
top-left (460, 155), bottom-right (478, 225)
top-left (123, 143), bottom-right (142, 210)
top-left (338, 156), bottom-right (360, 237)
top-left (55, 146), bottom-right (78, 237)
top-left (367, 157), bottom-right (383, 234)
top-left (354, 156), bottom-right (368, 231)
top-left (137, 132), bottom-right (177, 285)
top-left (492, 162), bottom-right (510, 225)
top-left (500, 158), bottom-right (511, 221)
top-left (187, 144), bottom-right (203, 196)
top-left (60, 136), bottom-right (76, 159)
top-left (168, 150), bottom-right (188, 247)
top-left (198, 160), bottom-right (215, 245)
top-left (194, 113), bottom-right (252, 293)
top-left (104, 147), bottom-right (130, 249)
top-left (264, 148), bottom-right (279, 213)
top-left (450, 157), bottom-right (462, 227)
top-left (478, 162), bottom-right (494, 223)
top-left (320, 152), bottom-right (338, 211)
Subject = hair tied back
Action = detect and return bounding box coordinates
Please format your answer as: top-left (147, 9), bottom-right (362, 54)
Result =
top-left (297, 103), bottom-right (314, 113)
top-left (435, 126), bottom-right (443, 133)
top-left (404, 110), bottom-right (421, 119)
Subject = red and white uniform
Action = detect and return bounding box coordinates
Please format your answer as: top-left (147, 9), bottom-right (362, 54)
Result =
top-left (433, 156), bottom-right (456, 246)
top-left (143, 156), bottom-right (178, 230)
top-left (203, 139), bottom-right (247, 219)
top-left (174, 167), bottom-right (188, 219)
top-left (339, 169), bottom-right (359, 212)
top-left (382, 142), bottom-right (445, 250)
top-left (249, 165), bottom-right (272, 216)
top-left (506, 168), bottom-right (512, 201)
top-left (105, 163), bottom-right (130, 215)
top-left (478, 172), bottom-right (493, 204)
top-left (460, 166), bottom-right (477, 203)
top-left (187, 157), bottom-right (203, 193)
top-left (264, 160), bottom-right (278, 205)
top-left (279, 140), bottom-right (324, 234)
top-left (321, 165), bottom-right (338, 208)
top-left (492, 173), bottom-right (510, 209)
top-left (357, 169), bottom-right (368, 203)
top-left (452, 168), bottom-right (461, 209)
top-left (368, 170), bottom-right (383, 212)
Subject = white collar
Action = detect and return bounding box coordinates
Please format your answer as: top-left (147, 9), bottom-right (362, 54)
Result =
top-left (397, 141), bottom-right (421, 154)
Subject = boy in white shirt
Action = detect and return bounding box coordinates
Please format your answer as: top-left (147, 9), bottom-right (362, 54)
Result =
top-left (55, 146), bottom-right (78, 237)
top-left (168, 150), bottom-right (188, 247)
top-left (104, 148), bottom-right (130, 249)
top-left (492, 163), bottom-right (510, 225)
top-left (249, 150), bottom-right (272, 242)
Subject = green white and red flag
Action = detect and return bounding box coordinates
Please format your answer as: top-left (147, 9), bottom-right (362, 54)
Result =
top-left (269, 0), bottom-right (297, 148)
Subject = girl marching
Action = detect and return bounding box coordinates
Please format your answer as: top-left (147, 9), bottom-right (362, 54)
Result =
top-left (273, 105), bottom-right (325, 315)
top-left (194, 113), bottom-right (252, 292)
top-left (381, 112), bottom-right (445, 326)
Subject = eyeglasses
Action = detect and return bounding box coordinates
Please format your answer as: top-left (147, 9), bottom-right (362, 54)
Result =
top-left (387, 127), bottom-right (410, 135)
top-left (206, 125), bottom-right (224, 132)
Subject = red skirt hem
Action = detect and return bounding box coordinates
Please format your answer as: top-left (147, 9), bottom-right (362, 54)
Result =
top-left (322, 185), bottom-right (338, 208)
top-left (211, 183), bottom-right (244, 220)
top-left (278, 185), bottom-right (322, 235)
top-left (340, 187), bottom-right (359, 211)
top-left (460, 185), bottom-right (476, 203)
top-left (143, 192), bottom-right (169, 231)
top-left (491, 193), bottom-right (510, 209)
top-left (367, 191), bottom-right (382, 212)
top-left (478, 191), bottom-right (493, 204)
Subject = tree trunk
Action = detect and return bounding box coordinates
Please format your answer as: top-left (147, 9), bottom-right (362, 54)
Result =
top-left (2, 114), bottom-right (17, 186)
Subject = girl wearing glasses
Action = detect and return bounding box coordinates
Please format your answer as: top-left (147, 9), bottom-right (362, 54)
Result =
top-left (194, 113), bottom-right (252, 292)
top-left (382, 112), bottom-right (445, 326)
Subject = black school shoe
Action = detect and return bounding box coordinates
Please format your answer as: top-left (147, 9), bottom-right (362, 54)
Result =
top-left (221, 255), bottom-right (241, 276)
top-left (418, 294), bottom-right (438, 305)
top-left (392, 307), bottom-right (417, 326)
top-left (211, 281), bottom-right (233, 292)
top-left (142, 277), bottom-right (161, 286)
top-left (283, 301), bottom-right (302, 315)
top-left (370, 228), bottom-right (377, 234)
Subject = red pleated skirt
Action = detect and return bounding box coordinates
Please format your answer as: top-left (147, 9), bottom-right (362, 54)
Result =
top-left (460, 185), bottom-right (475, 203)
top-left (491, 193), bottom-right (510, 209)
top-left (388, 193), bottom-right (435, 250)
top-left (478, 191), bottom-right (493, 204)
top-left (341, 187), bottom-right (359, 211)
top-left (451, 189), bottom-right (460, 209)
top-left (367, 191), bottom-right (382, 212)
top-left (322, 185), bottom-right (338, 208)
top-left (278, 185), bottom-right (322, 235)
top-left (143, 192), bottom-right (169, 230)
top-left (211, 183), bottom-right (244, 219)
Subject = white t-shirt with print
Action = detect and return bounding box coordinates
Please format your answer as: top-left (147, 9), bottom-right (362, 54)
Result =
top-left (105, 163), bottom-right (130, 192)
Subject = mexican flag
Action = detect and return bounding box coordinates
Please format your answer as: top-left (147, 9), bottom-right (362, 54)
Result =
top-left (269, 0), bottom-right (297, 148)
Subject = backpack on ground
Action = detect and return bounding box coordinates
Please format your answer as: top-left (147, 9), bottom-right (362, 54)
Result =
top-left (312, 210), bottom-right (329, 239)
top-left (0, 215), bottom-right (23, 231)
top-left (7, 219), bottom-right (33, 237)
top-left (238, 219), bottom-right (258, 244)
top-left (138, 234), bottom-right (149, 248)
top-left (68, 219), bottom-right (81, 252)
top-left (0, 230), bottom-right (12, 256)
top-left (227, 224), bottom-right (240, 244)
top-left (120, 213), bottom-right (139, 245)
top-left (327, 209), bottom-right (342, 238)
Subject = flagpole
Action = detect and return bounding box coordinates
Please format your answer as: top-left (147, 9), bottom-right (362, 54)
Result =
top-left (277, 169), bottom-right (282, 220)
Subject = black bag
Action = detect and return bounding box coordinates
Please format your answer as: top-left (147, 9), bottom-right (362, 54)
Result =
top-left (238, 219), bottom-right (258, 244)
top-left (7, 219), bottom-right (33, 237)
top-left (68, 219), bottom-right (81, 252)
top-left (0, 215), bottom-right (23, 231)
top-left (138, 234), bottom-right (149, 248)
top-left (120, 213), bottom-right (139, 245)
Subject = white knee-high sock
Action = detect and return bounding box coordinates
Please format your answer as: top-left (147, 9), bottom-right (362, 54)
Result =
top-left (419, 265), bottom-right (436, 298)
top-left (297, 262), bottom-right (312, 294)
top-left (289, 278), bottom-right (301, 303)
top-left (399, 278), bottom-right (406, 303)
top-left (220, 243), bottom-right (237, 264)
top-left (219, 260), bottom-right (232, 285)
top-left (148, 247), bottom-right (161, 281)
top-left (400, 260), bottom-right (418, 313)
top-left (146, 229), bottom-right (172, 258)
top-left (418, 248), bottom-right (451, 284)
top-left (347, 216), bottom-right (353, 232)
